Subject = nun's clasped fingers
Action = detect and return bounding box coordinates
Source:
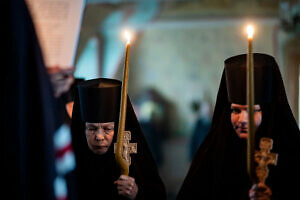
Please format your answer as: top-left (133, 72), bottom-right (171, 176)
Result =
top-left (114, 175), bottom-right (138, 200)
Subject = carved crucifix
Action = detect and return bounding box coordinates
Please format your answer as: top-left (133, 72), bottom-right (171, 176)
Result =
top-left (114, 131), bottom-right (137, 167)
top-left (254, 137), bottom-right (278, 184)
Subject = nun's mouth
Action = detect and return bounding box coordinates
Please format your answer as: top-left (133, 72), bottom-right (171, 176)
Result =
top-left (93, 145), bottom-right (108, 149)
top-left (239, 133), bottom-right (248, 139)
top-left (240, 129), bottom-right (248, 133)
top-left (235, 125), bottom-right (248, 133)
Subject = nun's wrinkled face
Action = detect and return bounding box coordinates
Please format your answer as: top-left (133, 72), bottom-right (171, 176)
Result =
top-left (85, 122), bottom-right (115, 155)
top-left (230, 103), bottom-right (262, 139)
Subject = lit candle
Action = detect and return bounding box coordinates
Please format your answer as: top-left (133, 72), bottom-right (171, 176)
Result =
top-left (124, 31), bottom-right (131, 87)
top-left (115, 30), bottom-right (131, 175)
top-left (246, 25), bottom-right (255, 181)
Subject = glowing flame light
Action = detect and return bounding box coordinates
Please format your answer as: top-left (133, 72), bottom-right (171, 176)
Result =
top-left (246, 25), bottom-right (254, 39)
top-left (124, 30), bottom-right (131, 44)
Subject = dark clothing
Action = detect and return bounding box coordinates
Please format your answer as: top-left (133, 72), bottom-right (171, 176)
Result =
top-left (3, 0), bottom-right (60, 199)
top-left (71, 85), bottom-right (166, 200)
top-left (177, 54), bottom-right (300, 200)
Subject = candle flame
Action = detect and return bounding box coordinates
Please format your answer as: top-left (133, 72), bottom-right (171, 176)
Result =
top-left (246, 25), bottom-right (254, 39)
top-left (124, 30), bottom-right (131, 44)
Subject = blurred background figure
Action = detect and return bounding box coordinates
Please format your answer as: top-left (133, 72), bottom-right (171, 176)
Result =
top-left (189, 100), bottom-right (212, 161)
top-left (52, 78), bottom-right (85, 200)
top-left (47, 67), bottom-right (75, 98)
top-left (136, 88), bottom-right (170, 168)
top-left (60, 78), bottom-right (85, 120)
top-left (3, 0), bottom-right (66, 199)
top-left (24, 0), bottom-right (85, 199)
top-left (138, 100), bottom-right (164, 166)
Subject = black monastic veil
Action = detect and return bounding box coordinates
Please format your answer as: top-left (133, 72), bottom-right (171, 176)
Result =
top-left (177, 54), bottom-right (300, 200)
top-left (71, 78), bottom-right (166, 200)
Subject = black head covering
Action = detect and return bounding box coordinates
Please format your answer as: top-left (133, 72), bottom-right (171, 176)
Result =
top-left (71, 78), bottom-right (166, 200)
top-left (177, 53), bottom-right (300, 200)
top-left (225, 53), bottom-right (273, 104)
top-left (78, 78), bottom-right (121, 123)
top-left (3, 0), bottom-right (60, 199)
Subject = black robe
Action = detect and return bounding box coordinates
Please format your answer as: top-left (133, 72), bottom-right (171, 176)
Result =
top-left (3, 0), bottom-right (60, 199)
top-left (177, 55), bottom-right (300, 200)
top-left (71, 89), bottom-right (166, 200)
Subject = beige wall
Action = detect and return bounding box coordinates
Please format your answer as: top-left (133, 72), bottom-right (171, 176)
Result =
top-left (278, 32), bottom-right (300, 123)
top-left (125, 18), bottom-right (279, 136)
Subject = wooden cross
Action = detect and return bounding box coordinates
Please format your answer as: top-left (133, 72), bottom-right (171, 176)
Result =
top-left (114, 131), bottom-right (137, 167)
top-left (254, 137), bottom-right (278, 184)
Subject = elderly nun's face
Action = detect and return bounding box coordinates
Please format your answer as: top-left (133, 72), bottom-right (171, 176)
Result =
top-left (85, 122), bottom-right (115, 155)
top-left (230, 103), bottom-right (262, 139)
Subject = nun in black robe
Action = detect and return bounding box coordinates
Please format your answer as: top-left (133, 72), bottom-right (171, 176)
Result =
top-left (71, 78), bottom-right (166, 200)
top-left (3, 0), bottom-right (61, 199)
top-left (177, 53), bottom-right (300, 200)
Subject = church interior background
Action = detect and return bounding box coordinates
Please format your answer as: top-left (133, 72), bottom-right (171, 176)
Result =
top-left (72, 0), bottom-right (300, 199)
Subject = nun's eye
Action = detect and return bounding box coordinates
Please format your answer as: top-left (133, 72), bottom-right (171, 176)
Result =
top-left (103, 127), bottom-right (114, 133)
top-left (231, 108), bottom-right (241, 114)
top-left (87, 127), bottom-right (97, 131)
top-left (254, 108), bottom-right (261, 112)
